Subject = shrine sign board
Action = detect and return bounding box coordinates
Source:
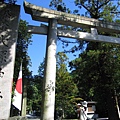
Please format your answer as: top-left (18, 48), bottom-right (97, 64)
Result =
top-left (0, 4), bottom-right (20, 119)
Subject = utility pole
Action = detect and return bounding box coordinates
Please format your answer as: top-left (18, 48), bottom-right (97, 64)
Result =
top-left (21, 79), bottom-right (27, 116)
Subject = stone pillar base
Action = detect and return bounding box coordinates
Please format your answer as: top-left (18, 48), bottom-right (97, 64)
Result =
top-left (8, 116), bottom-right (27, 120)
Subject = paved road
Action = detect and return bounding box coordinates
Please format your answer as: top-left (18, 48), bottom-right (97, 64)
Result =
top-left (27, 119), bottom-right (40, 120)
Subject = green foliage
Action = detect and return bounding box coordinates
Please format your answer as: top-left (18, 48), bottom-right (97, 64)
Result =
top-left (11, 19), bottom-right (32, 116)
top-left (101, 2), bottom-right (117, 21)
top-left (49, 0), bottom-right (71, 13)
top-left (29, 52), bottom-right (79, 118)
top-left (27, 75), bottom-right (43, 112)
top-left (38, 59), bottom-right (45, 77)
top-left (70, 42), bottom-right (120, 118)
top-left (55, 52), bottom-right (78, 118)
top-left (13, 19), bottom-right (32, 97)
top-left (27, 59), bottom-right (45, 112)
top-left (74, 0), bottom-right (117, 19)
top-left (14, 19), bottom-right (32, 82)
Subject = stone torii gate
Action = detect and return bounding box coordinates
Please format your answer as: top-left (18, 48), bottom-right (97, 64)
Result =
top-left (24, 1), bottom-right (120, 120)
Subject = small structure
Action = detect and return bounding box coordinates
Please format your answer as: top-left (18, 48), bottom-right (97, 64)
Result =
top-left (76, 101), bottom-right (98, 119)
top-left (86, 101), bottom-right (98, 119)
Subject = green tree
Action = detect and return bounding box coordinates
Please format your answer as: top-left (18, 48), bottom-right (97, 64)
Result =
top-left (55, 52), bottom-right (78, 119)
top-left (27, 75), bottom-right (42, 115)
top-left (73, 1), bottom-right (120, 119)
top-left (27, 60), bottom-right (44, 114)
top-left (14, 19), bottom-right (32, 84)
top-left (28, 52), bottom-right (78, 119)
top-left (11, 19), bottom-right (32, 116)
top-left (70, 43), bottom-right (120, 119)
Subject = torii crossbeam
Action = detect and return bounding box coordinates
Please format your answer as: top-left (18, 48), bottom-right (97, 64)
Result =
top-left (23, 1), bottom-right (120, 120)
top-left (24, 1), bottom-right (120, 34)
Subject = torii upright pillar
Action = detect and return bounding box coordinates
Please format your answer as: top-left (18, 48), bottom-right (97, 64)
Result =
top-left (41, 19), bottom-right (57, 120)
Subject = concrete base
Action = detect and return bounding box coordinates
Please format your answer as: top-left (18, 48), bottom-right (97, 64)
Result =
top-left (8, 116), bottom-right (27, 120)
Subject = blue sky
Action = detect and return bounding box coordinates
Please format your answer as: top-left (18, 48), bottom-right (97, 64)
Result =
top-left (16, 0), bottom-right (79, 75)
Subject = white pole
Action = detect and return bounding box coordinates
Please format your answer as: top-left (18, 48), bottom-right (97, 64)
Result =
top-left (41, 19), bottom-right (57, 120)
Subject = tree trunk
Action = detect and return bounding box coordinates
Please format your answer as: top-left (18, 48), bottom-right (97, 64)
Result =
top-left (107, 90), bottom-right (119, 120)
